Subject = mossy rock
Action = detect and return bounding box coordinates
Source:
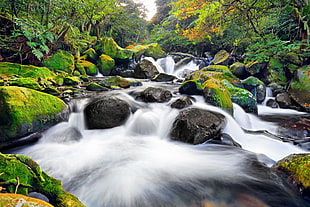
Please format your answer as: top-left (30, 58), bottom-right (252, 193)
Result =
top-left (245, 61), bottom-right (264, 75)
top-left (97, 54), bottom-right (115, 76)
top-left (0, 153), bottom-right (85, 207)
top-left (212, 50), bottom-right (231, 65)
top-left (0, 62), bottom-right (55, 79)
top-left (10, 78), bottom-right (44, 91)
top-left (42, 50), bottom-right (75, 74)
top-left (43, 86), bottom-right (61, 96)
top-left (266, 57), bottom-right (287, 85)
top-left (242, 76), bottom-right (266, 103)
top-left (99, 76), bottom-right (130, 89)
top-left (223, 80), bottom-right (257, 113)
top-left (63, 76), bottom-right (80, 86)
top-left (179, 80), bottom-right (203, 95)
top-left (0, 86), bottom-right (69, 142)
top-left (129, 43), bottom-right (166, 60)
top-left (202, 78), bottom-right (233, 114)
top-left (272, 153), bottom-right (310, 199)
top-left (229, 62), bottom-right (250, 79)
top-left (94, 37), bottom-right (133, 60)
top-left (86, 82), bottom-right (109, 91)
top-left (82, 48), bottom-right (99, 62)
top-left (0, 193), bottom-right (53, 207)
top-left (0, 80), bottom-right (4, 86)
top-left (77, 60), bottom-right (98, 76)
top-left (74, 63), bottom-right (87, 76)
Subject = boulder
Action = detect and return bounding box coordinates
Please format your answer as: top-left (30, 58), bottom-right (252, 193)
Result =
top-left (0, 62), bottom-right (55, 79)
top-left (245, 61), bottom-right (264, 76)
top-left (82, 48), bottom-right (99, 62)
top-left (212, 50), bottom-right (232, 65)
top-left (94, 37), bottom-right (133, 60)
top-left (134, 59), bottom-right (159, 79)
top-left (170, 108), bottom-right (226, 144)
top-left (179, 80), bottom-right (203, 95)
top-left (139, 87), bottom-right (172, 103)
top-left (63, 76), bottom-right (80, 86)
top-left (242, 76), bottom-right (266, 103)
top-left (0, 153), bottom-right (85, 207)
top-left (129, 43), bottom-right (166, 60)
top-left (0, 86), bottom-right (69, 143)
top-left (170, 96), bottom-right (193, 109)
top-left (84, 96), bottom-right (131, 129)
top-left (266, 57), bottom-right (287, 85)
top-left (272, 153), bottom-right (310, 201)
top-left (230, 62), bottom-right (250, 79)
top-left (203, 79), bottom-right (233, 115)
top-left (86, 82), bottom-right (109, 91)
top-left (97, 54), bottom-right (115, 75)
top-left (275, 92), bottom-right (292, 108)
top-left (152, 73), bottom-right (177, 82)
top-left (99, 76), bottom-right (130, 89)
top-left (76, 60), bottom-right (98, 76)
top-left (42, 50), bottom-right (75, 74)
top-left (11, 78), bottom-right (43, 91)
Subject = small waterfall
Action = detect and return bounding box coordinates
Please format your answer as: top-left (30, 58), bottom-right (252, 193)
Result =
top-left (12, 92), bottom-right (308, 207)
top-left (156, 56), bottom-right (175, 74)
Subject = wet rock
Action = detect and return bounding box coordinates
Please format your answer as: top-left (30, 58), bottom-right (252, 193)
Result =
top-left (275, 92), bottom-right (292, 108)
top-left (206, 133), bottom-right (242, 148)
top-left (134, 59), bottom-right (159, 79)
top-left (266, 99), bottom-right (279, 108)
top-left (170, 96), bottom-right (193, 109)
top-left (272, 153), bottom-right (310, 201)
top-left (84, 96), bottom-right (131, 129)
top-left (170, 108), bottom-right (226, 144)
top-left (179, 80), bottom-right (203, 95)
top-left (86, 82), bottom-right (109, 92)
top-left (212, 50), bottom-right (232, 65)
top-left (230, 62), bottom-right (250, 79)
top-left (242, 76), bottom-right (266, 103)
top-left (152, 73), bottom-right (177, 82)
top-left (99, 76), bottom-right (130, 89)
top-left (139, 87), bottom-right (172, 103)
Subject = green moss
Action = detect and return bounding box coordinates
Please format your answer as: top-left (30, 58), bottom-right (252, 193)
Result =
top-left (94, 37), bottom-right (133, 60)
top-left (97, 54), bottom-right (115, 75)
top-left (202, 78), bottom-right (233, 114)
top-left (43, 86), bottom-right (61, 96)
top-left (99, 76), bottom-right (130, 89)
top-left (277, 154), bottom-right (310, 187)
top-left (242, 76), bottom-right (264, 86)
top-left (0, 153), bottom-right (86, 207)
top-left (212, 50), bottom-right (230, 65)
top-left (11, 78), bottom-right (44, 91)
top-left (130, 43), bottom-right (166, 59)
top-left (0, 86), bottom-right (67, 140)
top-left (267, 57), bottom-right (287, 84)
top-left (86, 82), bottom-right (109, 91)
top-left (82, 48), bottom-right (99, 62)
top-left (78, 60), bottom-right (98, 76)
top-left (42, 50), bottom-right (75, 74)
top-left (245, 61), bottom-right (263, 75)
top-left (179, 80), bottom-right (203, 95)
top-left (0, 62), bottom-right (55, 79)
top-left (63, 76), bottom-right (80, 86)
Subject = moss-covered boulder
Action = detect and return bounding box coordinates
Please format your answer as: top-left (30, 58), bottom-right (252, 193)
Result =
top-left (245, 61), bottom-right (264, 76)
top-left (94, 37), bottom-right (133, 60)
top-left (229, 62), bottom-right (250, 79)
top-left (75, 62), bottom-right (87, 76)
top-left (223, 80), bottom-right (257, 113)
top-left (43, 86), bottom-right (61, 96)
top-left (0, 86), bottom-right (69, 142)
top-left (129, 43), bottom-right (166, 60)
top-left (42, 50), bottom-right (75, 74)
top-left (266, 57), bottom-right (287, 85)
top-left (0, 153), bottom-right (85, 207)
top-left (76, 60), bottom-right (98, 76)
top-left (97, 54), bottom-right (115, 76)
top-left (82, 48), bottom-right (99, 62)
top-left (212, 50), bottom-right (231, 65)
top-left (134, 58), bottom-right (159, 79)
top-left (63, 76), bottom-right (80, 86)
top-left (0, 193), bottom-right (53, 207)
top-left (86, 82), bottom-right (109, 91)
top-left (272, 153), bottom-right (310, 200)
top-left (202, 78), bottom-right (233, 114)
top-left (151, 73), bottom-right (177, 82)
top-left (179, 80), bottom-right (203, 95)
top-left (0, 62), bottom-right (55, 79)
top-left (288, 65), bottom-right (310, 112)
top-left (99, 76), bottom-right (130, 89)
top-left (10, 78), bottom-right (44, 91)
top-left (242, 76), bottom-right (266, 103)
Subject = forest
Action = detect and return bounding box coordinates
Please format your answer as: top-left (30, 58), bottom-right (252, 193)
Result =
top-left (0, 0), bottom-right (309, 64)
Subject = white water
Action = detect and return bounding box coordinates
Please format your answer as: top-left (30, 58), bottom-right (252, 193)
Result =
top-left (12, 90), bottom-right (308, 207)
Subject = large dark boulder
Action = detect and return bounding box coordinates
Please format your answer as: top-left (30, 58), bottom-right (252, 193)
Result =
top-left (139, 87), bottom-right (172, 103)
top-left (134, 59), bottom-right (159, 79)
top-left (170, 96), bottom-right (193, 109)
top-left (170, 108), bottom-right (226, 144)
top-left (242, 76), bottom-right (266, 103)
top-left (84, 96), bottom-right (131, 129)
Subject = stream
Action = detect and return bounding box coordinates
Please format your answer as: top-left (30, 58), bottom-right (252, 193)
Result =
top-left (11, 56), bottom-right (310, 207)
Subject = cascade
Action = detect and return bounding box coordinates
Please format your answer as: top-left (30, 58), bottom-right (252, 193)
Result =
top-left (12, 89), bottom-right (308, 207)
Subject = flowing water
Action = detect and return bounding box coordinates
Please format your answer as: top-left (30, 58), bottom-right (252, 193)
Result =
top-left (12, 57), bottom-right (310, 207)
